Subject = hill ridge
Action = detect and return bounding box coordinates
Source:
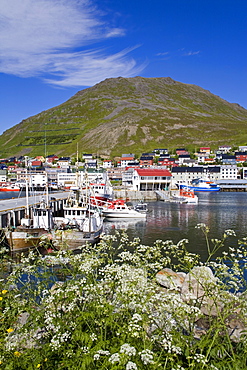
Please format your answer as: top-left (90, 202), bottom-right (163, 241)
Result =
top-left (1, 76), bottom-right (247, 158)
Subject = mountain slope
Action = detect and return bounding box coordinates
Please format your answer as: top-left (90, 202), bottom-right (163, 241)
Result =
top-left (1, 76), bottom-right (247, 158)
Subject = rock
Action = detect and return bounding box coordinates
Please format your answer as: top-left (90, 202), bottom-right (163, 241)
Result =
top-left (226, 314), bottom-right (247, 343)
top-left (181, 266), bottom-right (218, 301)
top-left (156, 268), bottom-right (186, 290)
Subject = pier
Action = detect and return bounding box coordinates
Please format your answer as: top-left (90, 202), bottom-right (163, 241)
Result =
top-left (217, 179), bottom-right (247, 191)
top-left (0, 192), bottom-right (68, 228)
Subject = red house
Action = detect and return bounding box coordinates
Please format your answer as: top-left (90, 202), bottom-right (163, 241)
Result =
top-left (235, 152), bottom-right (247, 162)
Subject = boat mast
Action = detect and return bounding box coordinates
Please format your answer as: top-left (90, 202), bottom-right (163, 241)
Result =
top-left (25, 169), bottom-right (29, 218)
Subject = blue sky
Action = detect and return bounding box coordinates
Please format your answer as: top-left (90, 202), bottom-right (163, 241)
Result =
top-left (1, 0), bottom-right (246, 134)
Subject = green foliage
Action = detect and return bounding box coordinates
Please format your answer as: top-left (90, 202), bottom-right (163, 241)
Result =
top-left (0, 229), bottom-right (247, 369)
top-left (0, 77), bottom-right (247, 158)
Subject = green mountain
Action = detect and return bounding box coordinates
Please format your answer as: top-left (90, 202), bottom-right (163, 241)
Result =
top-left (1, 76), bottom-right (247, 158)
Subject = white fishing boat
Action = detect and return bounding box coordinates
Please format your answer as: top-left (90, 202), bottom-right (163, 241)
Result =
top-left (101, 199), bottom-right (147, 219)
top-left (53, 183), bottom-right (104, 250)
top-left (0, 182), bottom-right (21, 192)
top-left (172, 187), bottom-right (198, 204)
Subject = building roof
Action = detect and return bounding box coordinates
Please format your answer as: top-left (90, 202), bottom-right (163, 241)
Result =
top-left (140, 156), bottom-right (154, 160)
top-left (178, 154), bottom-right (190, 158)
top-left (172, 166), bottom-right (220, 173)
top-left (135, 168), bottom-right (172, 176)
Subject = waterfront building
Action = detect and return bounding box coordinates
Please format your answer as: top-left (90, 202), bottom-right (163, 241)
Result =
top-left (171, 166), bottom-right (221, 185)
top-left (220, 165), bottom-right (238, 180)
top-left (131, 168), bottom-right (172, 191)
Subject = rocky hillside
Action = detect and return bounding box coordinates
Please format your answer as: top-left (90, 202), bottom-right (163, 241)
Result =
top-left (1, 76), bottom-right (247, 158)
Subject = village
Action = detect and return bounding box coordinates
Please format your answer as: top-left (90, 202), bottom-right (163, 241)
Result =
top-left (0, 144), bottom-right (247, 192)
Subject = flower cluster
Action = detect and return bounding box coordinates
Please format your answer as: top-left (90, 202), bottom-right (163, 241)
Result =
top-left (0, 229), bottom-right (246, 369)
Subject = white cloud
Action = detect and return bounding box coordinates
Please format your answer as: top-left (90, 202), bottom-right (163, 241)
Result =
top-left (0, 0), bottom-right (145, 86)
top-left (44, 47), bottom-right (147, 86)
top-left (183, 51), bottom-right (201, 56)
top-left (156, 52), bottom-right (169, 56)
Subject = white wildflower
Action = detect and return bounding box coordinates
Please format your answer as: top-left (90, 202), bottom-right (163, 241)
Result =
top-left (224, 229), bottom-right (236, 237)
top-left (90, 333), bottom-right (97, 341)
top-left (120, 343), bottom-right (137, 356)
top-left (139, 349), bottom-right (154, 365)
top-left (93, 350), bottom-right (110, 360)
top-left (126, 361), bottom-right (138, 370)
top-left (109, 352), bottom-right (120, 364)
top-left (132, 313), bottom-right (142, 322)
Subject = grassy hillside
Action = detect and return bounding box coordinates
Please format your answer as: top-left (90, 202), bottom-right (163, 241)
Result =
top-left (1, 76), bottom-right (247, 158)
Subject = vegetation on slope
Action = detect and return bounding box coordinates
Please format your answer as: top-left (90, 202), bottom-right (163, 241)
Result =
top-left (0, 77), bottom-right (247, 158)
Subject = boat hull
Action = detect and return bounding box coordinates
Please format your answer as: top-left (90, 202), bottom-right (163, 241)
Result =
top-left (178, 184), bottom-right (220, 192)
top-left (5, 228), bottom-right (50, 252)
top-left (102, 210), bottom-right (146, 218)
top-left (0, 188), bottom-right (20, 192)
top-left (53, 228), bottom-right (102, 250)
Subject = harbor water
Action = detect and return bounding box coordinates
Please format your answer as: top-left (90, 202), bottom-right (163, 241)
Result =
top-left (103, 192), bottom-right (247, 261)
top-left (1, 191), bottom-right (247, 261)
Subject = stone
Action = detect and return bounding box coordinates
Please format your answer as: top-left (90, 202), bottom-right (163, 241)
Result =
top-left (156, 268), bottom-right (186, 290)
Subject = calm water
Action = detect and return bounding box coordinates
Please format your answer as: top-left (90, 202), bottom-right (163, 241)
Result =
top-left (2, 191), bottom-right (247, 261)
top-left (103, 192), bottom-right (247, 261)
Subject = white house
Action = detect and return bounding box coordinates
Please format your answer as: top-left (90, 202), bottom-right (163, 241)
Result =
top-left (120, 156), bottom-right (135, 167)
top-left (218, 145), bottom-right (232, 153)
top-left (102, 160), bottom-right (113, 168)
top-left (57, 157), bottom-right (71, 168)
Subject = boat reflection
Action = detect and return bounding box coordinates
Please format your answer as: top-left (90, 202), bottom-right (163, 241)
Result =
top-left (103, 217), bottom-right (147, 235)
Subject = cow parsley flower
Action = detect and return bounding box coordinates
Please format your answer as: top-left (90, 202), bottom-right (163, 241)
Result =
top-left (139, 349), bottom-right (154, 365)
top-left (120, 343), bottom-right (136, 356)
top-left (109, 353), bottom-right (120, 364)
top-left (126, 361), bottom-right (138, 370)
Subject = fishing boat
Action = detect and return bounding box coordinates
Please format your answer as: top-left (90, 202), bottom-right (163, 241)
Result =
top-left (101, 199), bottom-right (147, 219)
top-left (172, 187), bottom-right (198, 204)
top-left (89, 181), bottom-right (113, 206)
top-left (5, 198), bottom-right (54, 253)
top-left (0, 182), bottom-right (21, 192)
top-left (53, 184), bottom-right (104, 250)
top-left (4, 174), bottom-right (55, 253)
top-left (176, 178), bottom-right (220, 192)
